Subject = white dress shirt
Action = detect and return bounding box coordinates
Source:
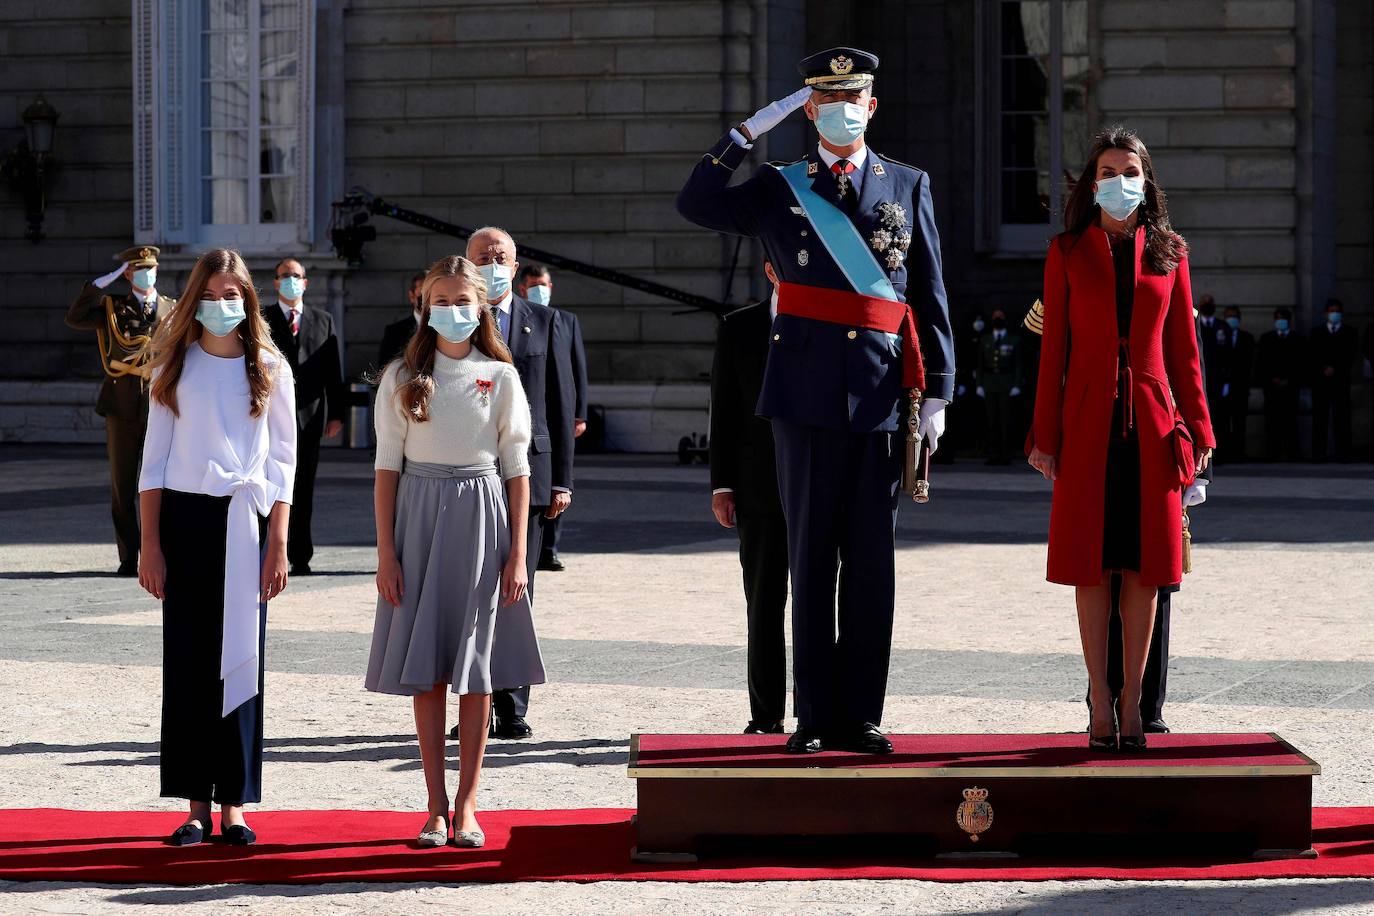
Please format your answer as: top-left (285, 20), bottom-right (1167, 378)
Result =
top-left (815, 142), bottom-right (869, 197)
top-left (139, 344), bottom-right (298, 715)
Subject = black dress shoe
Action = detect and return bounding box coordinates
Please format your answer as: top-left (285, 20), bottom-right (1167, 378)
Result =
top-left (166, 819), bottom-right (208, 846)
top-left (495, 715), bottom-right (532, 739)
top-left (220, 823), bottom-right (257, 845)
top-left (831, 723), bottom-right (893, 754)
top-left (291, 563), bottom-right (312, 575)
top-left (785, 729), bottom-right (825, 754)
top-left (116, 562), bottom-right (138, 577)
top-left (537, 552), bottom-right (566, 572)
top-left (743, 720), bottom-right (784, 735)
top-left (1143, 719), bottom-right (1170, 734)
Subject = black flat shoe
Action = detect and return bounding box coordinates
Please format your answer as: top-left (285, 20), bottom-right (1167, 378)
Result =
top-left (1143, 719), bottom-right (1170, 734)
top-left (744, 720), bottom-right (784, 735)
top-left (831, 723), bottom-right (893, 755)
top-left (785, 729), bottom-right (825, 754)
top-left (116, 562), bottom-right (138, 577)
top-left (495, 715), bottom-right (532, 739)
top-left (537, 553), bottom-right (566, 572)
top-left (220, 823), bottom-right (257, 845)
top-left (166, 819), bottom-right (209, 846)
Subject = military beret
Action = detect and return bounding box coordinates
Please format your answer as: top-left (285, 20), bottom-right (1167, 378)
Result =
top-left (116, 245), bottom-right (160, 268)
top-left (798, 47), bottom-right (879, 91)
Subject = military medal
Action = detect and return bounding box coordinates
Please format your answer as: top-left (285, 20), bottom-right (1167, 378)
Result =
top-left (878, 201), bottom-right (907, 229)
top-left (885, 248), bottom-right (904, 270)
top-left (797, 249), bottom-right (809, 267)
top-left (895, 230), bottom-right (912, 251)
top-left (475, 378), bottom-right (493, 406)
top-left (835, 171), bottom-right (852, 198)
top-left (869, 229), bottom-right (892, 252)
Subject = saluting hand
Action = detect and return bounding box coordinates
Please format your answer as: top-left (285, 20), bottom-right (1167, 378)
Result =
top-left (739, 87), bottom-right (812, 142)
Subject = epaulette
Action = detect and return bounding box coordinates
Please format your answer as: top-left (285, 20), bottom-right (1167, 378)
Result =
top-left (1022, 298), bottom-right (1045, 336)
top-left (875, 151), bottom-right (921, 172)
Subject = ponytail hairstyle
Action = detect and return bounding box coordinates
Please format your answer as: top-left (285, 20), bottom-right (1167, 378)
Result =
top-left (1062, 125), bottom-right (1186, 275)
top-left (148, 248), bottom-right (281, 417)
top-left (393, 255), bottom-right (513, 423)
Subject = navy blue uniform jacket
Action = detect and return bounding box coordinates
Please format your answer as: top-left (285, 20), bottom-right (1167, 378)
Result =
top-left (677, 132), bottom-right (955, 432)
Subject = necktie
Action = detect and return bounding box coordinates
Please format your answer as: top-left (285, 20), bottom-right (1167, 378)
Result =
top-left (496, 307), bottom-right (509, 341)
top-left (290, 309), bottom-right (300, 336)
top-left (831, 159), bottom-right (856, 201)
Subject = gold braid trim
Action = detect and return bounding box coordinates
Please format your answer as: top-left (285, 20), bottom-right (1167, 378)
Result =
top-left (96, 295), bottom-right (154, 382)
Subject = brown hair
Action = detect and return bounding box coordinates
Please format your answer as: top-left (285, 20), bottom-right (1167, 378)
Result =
top-left (148, 248), bottom-right (282, 418)
top-left (393, 255), bottom-right (513, 423)
top-left (1062, 125), bottom-right (1186, 275)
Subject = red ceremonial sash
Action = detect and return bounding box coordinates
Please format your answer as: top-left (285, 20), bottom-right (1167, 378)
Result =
top-left (776, 281), bottom-right (926, 390)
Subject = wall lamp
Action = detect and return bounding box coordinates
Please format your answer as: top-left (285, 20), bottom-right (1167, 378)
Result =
top-left (1, 94), bottom-right (60, 241)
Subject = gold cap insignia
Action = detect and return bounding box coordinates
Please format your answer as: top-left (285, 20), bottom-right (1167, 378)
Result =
top-left (139, 248), bottom-right (153, 260)
top-left (830, 55), bottom-right (854, 76)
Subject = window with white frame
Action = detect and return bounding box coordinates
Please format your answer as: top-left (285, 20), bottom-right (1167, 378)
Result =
top-left (975, 0), bottom-right (1092, 255)
top-left (134, 0), bottom-right (315, 250)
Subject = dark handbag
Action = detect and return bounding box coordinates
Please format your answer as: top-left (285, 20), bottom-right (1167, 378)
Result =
top-left (1171, 417), bottom-right (1196, 486)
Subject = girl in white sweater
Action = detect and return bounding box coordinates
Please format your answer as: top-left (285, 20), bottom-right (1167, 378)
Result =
top-left (366, 255), bottom-right (546, 849)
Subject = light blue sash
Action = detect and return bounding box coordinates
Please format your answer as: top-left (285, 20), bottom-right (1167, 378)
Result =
top-left (775, 161), bottom-right (898, 302)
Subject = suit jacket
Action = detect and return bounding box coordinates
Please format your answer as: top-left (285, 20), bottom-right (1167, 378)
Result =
top-left (976, 331), bottom-right (1024, 393)
top-left (1033, 228), bottom-right (1213, 588)
top-left (65, 282), bottom-right (175, 420)
top-left (677, 135), bottom-right (956, 430)
top-left (503, 294), bottom-right (575, 504)
top-left (555, 308), bottom-right (589, 420)
top-left (1255, 330), bottom-right (1305, 390)
top-left (1308, 323), bottom-right (1360, 384)
top-left (263, 303), bottom-right (345, 430)
top-left (377, 314), bottom-right (416, 370)
top-left (709, 303), bottom-right (780, 512)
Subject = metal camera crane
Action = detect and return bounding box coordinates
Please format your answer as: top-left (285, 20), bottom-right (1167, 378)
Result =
top-left (328, 188), bottom-right (743, 319)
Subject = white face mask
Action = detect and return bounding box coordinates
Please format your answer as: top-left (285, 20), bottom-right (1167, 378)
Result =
top-left (813, 100), bottom-right (869, 146)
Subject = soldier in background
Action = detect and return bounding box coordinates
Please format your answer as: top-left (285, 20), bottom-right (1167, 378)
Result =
top-left (1256, 307), bottom-right (1304, 461)
top-left (1211, 305), bottom-right (1255, 461)
top-left (944, 312), bottom-right (986, 462)
top-left (1309, 298), bottom-right (1359, 462)
top-left (975, 308), bottom-right (1023, 465)
top-left (65, 245), bottom-right (176, 575)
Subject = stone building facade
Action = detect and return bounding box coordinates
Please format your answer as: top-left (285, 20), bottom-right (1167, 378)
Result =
top-left (1, 0), bottom-right (1370, 451)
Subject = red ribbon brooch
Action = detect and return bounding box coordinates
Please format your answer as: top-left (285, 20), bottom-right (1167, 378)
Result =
top-left (475, 379), bottom-right (493, 406)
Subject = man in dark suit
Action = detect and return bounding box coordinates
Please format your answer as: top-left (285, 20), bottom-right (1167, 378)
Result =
top-left (975, 309), bottom-right (1023, 465)
top-left (516, 264), bottom-right (589, 573)
top-left (1256, 308), bottom-right (1304, 461)
top-left (65, 245), bottom-right (176, 575)
top-left (262, 258), bottom-right (345, 575)
top-left (710, 262), bottom-right (790, 735)
top-left (467, 228), bottom-right (575, 740)
top-left (376, 271), bottom-right (425, 369)
top-left (1309, 298), bottom-right (1359, 461)
top-left (1211, 305), bottom-right (1255, 461)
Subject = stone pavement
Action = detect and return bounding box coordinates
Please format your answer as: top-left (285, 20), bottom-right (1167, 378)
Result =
top-left (2, 444), bottom-right (1373, 914)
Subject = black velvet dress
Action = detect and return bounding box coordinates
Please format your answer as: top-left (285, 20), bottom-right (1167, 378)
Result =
top-left (1101, 235), bottom-right (1141, 572)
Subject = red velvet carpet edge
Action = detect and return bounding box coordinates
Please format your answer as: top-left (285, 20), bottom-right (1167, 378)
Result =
top-left (0, 808), bottom-right (1371, 885)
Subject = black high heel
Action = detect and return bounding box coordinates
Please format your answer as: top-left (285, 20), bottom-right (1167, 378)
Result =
top-left (1117, 697), bottom-right (1148, 752)
top-left (1087, 700), bottom-right (1118, 752)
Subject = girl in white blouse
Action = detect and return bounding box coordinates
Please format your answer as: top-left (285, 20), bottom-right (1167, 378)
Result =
top-left (366, 255), bottom-right (546, 849)
top-left (138, 248), bottom-right (297, 847)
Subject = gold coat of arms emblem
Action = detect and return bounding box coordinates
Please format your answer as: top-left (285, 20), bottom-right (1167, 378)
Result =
top-left (956, 786), bottom-right (994, 842)
top-left (830, 55), bottom-right (854, 76)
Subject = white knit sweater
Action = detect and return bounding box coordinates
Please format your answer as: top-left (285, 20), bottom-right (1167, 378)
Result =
top-left (374, 349), bottom-right (532, 480)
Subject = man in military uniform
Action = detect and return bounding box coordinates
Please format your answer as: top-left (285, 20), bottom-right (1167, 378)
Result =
top-left (975, 309), bottom-right (1023, 464)
top-left (678, 48), bottom-right (955, 754)
top-left (65, 246), bottom-right (176, 575)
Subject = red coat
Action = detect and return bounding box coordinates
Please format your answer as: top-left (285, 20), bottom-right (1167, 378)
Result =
top-left (1032, 227), bottom-right (1215, 588)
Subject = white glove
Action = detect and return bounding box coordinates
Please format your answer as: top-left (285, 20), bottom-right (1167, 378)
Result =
top-left (1183, 481), bottom-right (1207, 508)
top-left (917, 398), bottom-right (948, 454)
top-left (956, 384), bottom-right (967, 397)
top-left (975, 386), bottom-right (986, 398)
top-left (94, 262), bottom-right (128, 290)
top-left (1221, 383), bottom-right (1230, 398)
top-left (740, 87), bottom-right (812, 142)
top-left (1010, 386), bottom-right (1021, 397)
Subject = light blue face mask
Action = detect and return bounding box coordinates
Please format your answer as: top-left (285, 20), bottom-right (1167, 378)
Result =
top-left (1328, 311), bottom-right (1342, 327)
top-left (1094, 174), bottom-right (1145, 221)
top-left (478, 263), bottom-right (512, 303)
top-left (428, 304), bottom-right (482, 343)
top-left (278, 275), bottom-right (306, 301)
top-left (814, 100), bottom-right (868, 147)
top-left (525, 284), bottom-right (552, 307)
top-left (197, 298), bottom-right (247, 337)
top-left (1226, 316), bottom-right (1240, 330)
top-left (1275, 318), bottom-right (1290, 333)
top-left (132, 267), bottom-right (157, 290)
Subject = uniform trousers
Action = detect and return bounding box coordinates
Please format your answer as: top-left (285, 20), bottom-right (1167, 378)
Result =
top-left (735, 492), bottom-right (790, 725)
top-left (159, 490), bottom-right (267, 805)
top-left (1312, 379), bottom-right (1352, 461)
top-left (983, 390), bottom-right (1015, 462)
top-left (539, 514), bottom-right (562, 559)
top-left (106, 415), bottom-right (146, 566)
top-left (493, 504), bottom-right (546, 720)
top-left (288, 414), bottom-right (324, 568)
top-left (771, 419), bottom-right (901, 732)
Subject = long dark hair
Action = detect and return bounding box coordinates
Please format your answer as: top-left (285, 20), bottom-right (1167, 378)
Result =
top-left (1062, 125), bottom-right (1185, 275)
top-left (393, 255), bottom-right (513, 423)
top-left (148, 248), bottom-right (282, 418)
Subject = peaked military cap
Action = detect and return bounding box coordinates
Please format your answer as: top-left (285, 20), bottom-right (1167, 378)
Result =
top-left (798, 47), bottom-right (878, 91)
top-left (115, 245), bottom-right (160, 268)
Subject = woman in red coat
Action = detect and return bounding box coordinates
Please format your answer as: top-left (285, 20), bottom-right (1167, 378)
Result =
top-left (1028, 127), bottom-right (1214, 751)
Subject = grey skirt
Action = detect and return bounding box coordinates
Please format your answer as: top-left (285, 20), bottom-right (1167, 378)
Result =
top-left (365, 462), bottom-right (546, 696)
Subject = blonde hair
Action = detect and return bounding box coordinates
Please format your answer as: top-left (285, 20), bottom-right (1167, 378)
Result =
top-left (148, 248), bottom-right (282, 418)
top-left (394, 255), bottom-right (513, 423)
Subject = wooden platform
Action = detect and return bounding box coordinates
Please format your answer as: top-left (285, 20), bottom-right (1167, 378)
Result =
top-left (627, 733), bottom-right (1321, 862)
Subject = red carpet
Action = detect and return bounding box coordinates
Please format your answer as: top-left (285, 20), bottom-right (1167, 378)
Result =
top-left (1, 807), bottom-right (1372, 884)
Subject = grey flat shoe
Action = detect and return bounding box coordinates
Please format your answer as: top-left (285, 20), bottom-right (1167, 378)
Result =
top-left (452, 829), bottom-right (486, 848)
top-left (417, 815), bottom-right (449, 848)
